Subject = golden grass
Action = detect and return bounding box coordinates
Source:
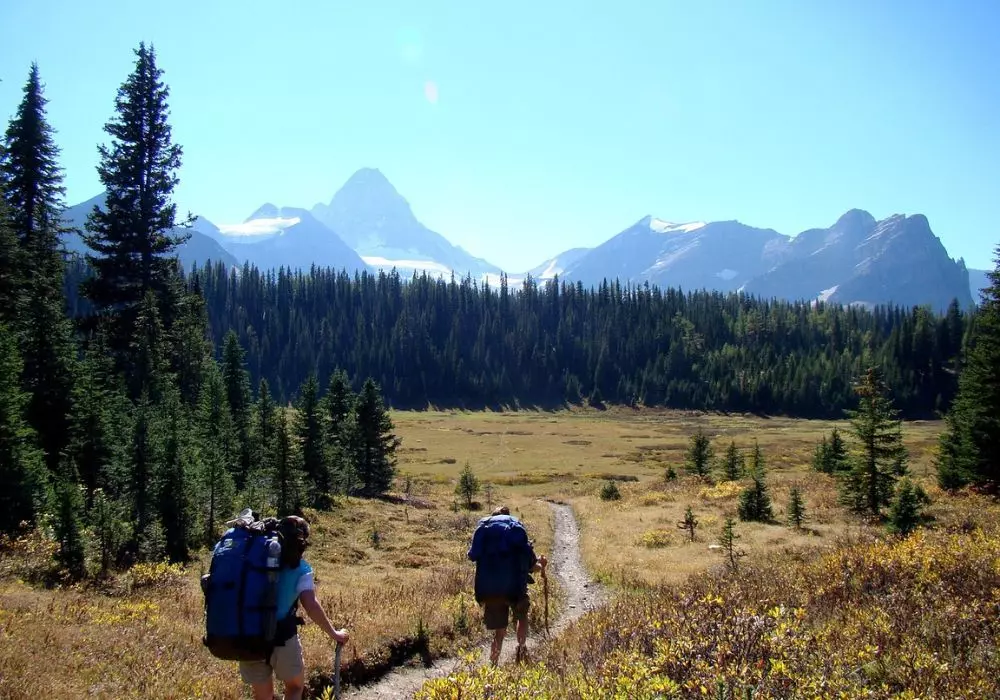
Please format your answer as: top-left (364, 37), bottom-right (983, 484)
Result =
top-left (0, 408), bottom-right (948, 698)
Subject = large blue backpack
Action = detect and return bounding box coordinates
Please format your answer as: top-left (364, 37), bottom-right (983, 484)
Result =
top-left (201, 517), bottom-right (283, 661)
top-left (467, 514), bottom-right (533, 603)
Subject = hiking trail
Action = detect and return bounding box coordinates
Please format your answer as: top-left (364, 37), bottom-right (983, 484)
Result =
top-left (342, 501), bottom-right (607, 699)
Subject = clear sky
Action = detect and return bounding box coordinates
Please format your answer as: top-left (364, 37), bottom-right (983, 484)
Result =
top-left (2, 0), bottom-right (998, 272)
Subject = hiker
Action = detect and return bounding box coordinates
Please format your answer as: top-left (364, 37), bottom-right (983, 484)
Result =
top-left (467, 505), bottom-right (547, 665)
top-left (239, 515), bottom-right (350, 700)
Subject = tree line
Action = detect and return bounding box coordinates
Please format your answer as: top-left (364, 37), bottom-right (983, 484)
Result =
top-left (0, 48), bottom-right (399, 578)
top-left (62, 257), bottom-right (970, 419)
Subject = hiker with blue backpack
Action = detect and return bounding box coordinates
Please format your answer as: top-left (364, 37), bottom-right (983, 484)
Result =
top-left (202, 512), bottom-right (349, 700)
top-left (467, 505), bottom-right (548, 665)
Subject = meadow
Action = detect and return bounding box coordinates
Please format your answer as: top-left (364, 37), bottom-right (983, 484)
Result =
top-left (0, 408), bottom-right (956, 699)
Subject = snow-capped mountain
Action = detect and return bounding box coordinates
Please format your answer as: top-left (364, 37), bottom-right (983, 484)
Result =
top-left (60, 194), bottom-right (238, 270)
top-left (556, 215), bottom-right (787, 292)
top-left (202, 206), bottom-right (367, 273)
top-left (311, 168), bottom-right (501, 279)
top-left (534, 208), bottom-right (973, 312)
top-left (525, 247), bottom-right (591, 280)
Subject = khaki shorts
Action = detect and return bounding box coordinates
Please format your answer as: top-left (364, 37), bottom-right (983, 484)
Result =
top-left (238, 635), bottom-right (304, 685)
top-left (482, 595), bottom-right (530, 630)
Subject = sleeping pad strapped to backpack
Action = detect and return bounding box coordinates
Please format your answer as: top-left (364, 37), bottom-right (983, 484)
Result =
top-left (467, 513), bottom-right (534, 603)
top-left (201, 513), bottom-right (284, 661)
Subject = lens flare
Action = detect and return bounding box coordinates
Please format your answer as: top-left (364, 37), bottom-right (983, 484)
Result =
top-left (424, 80), bottom-right (439, 104)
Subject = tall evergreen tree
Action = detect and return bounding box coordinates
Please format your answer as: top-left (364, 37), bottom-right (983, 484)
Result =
top-left (81, 43), bottom-right (189, 366)
top-left (684, 430), bottom-right (714, 479)
top-left (0, 324), bottom-right (47, 534)
top-left (272, 406), bottom-right (303, 515)
top-left (51, 461), bottom-right (86, 579)
top-left (719, 440), bottom-right (744, 481)
top-left (841, 367), bottom-right (906, 516)
top-left (221, 330), bottom-right (252, 488)
top-left (1, 63), bottom-right (78, 477)
top-left (157, 390), bottom-right (195, 562)
top-left (128, 396), bottom-right (159, 556)
top-left (828, 427), bottom-right (848, 471)
top-left (737, 440), bottom-right (773, 522)
top-left (170, 284), bottom-right (211, 408)
top-left (128, 291), bottom-right (170, 402)
top-left (196, 361), bottom-right (237, 543)
top-left (0, 203), bottom-right (23, 327)
top-left (295, 373), bottom-right (330, 507)
top-left (937, 245), bottom-right (1000, 490)
top-left (89, 487), bottom-right (127, 578)
top-left (323, 368), bottom-right (356, 495)
top-left (352, 378), bottom-right (400, 497)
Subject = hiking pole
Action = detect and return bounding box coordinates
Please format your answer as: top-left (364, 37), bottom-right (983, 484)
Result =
top-left (333, 640), bottom-right (343, 700)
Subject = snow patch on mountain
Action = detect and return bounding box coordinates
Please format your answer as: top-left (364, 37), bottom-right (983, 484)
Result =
top-left (362, 256), bottom-right (452, 275)
top-left (715, 269), bottom-right (739, 281)
top-left (218, 217), bottom-right (301, 237)
top-left (649, 218), bottom-right (707, 234)
top-left (818, 285), bottom-right (839, 302)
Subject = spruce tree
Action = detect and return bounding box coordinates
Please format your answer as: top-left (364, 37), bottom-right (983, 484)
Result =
top-left (811, 436), bottom-right (832, 473)
top-left (841, 367), bottom-right (906, 516)
top-left (455, 462), bottom-right (480, 508)
top-left (737, 441), bottom-right (773, 522)
top-left (0, 203), bottom-right (23, 327)
top-left (887, 477), bottom-right (925, 536)
top-left (719, 440), bottom-right (744, 481)
top-left (323, 368), bottom-right (356, 491)
top-left (272, 407), bottom-right (303, 515)
top-left (89, 488), bottom-right (127, 578)
top-left (294, 373), bottom-right (330, 507)
top-left (196, 361), bottom-right (236, 543)
top-left (677, 505), bottom-right (699, 542)
top-left (129, 291), bottom-right (170, 402)
top-left (786, 487), bottom-right (807, 529)
top-left (129, 396), bottom-right (159, 557)
top-left (51, 462), bottom-right (86, 579)
top-left (252, 378), bottom-right (277, 497)
top-left (937, 245), bottom-right (1000, 490)
top-left (684, 429), bottom-right (714, 479)
top-left (1, 63), bottom-right (78, 477)
top-left (157, 390), bottom-right (195, 562)
top-left (221, 330), bottom-right (252, 488)
top-left (352, 378), bottom-right (400, 497)
top-left (170, 285), bottom-right (211, 408)
top-left (717, 517), bottom-right (746, 572)
top-left (828, 427), bottom-right (848, 471)
top-left (81, 43), bottom-right (189, 366)
top-left (0, 324), bottom-right (48, 534)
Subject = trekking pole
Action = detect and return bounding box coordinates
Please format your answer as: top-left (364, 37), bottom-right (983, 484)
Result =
top-left (333, 640), bottom-right (343, 700)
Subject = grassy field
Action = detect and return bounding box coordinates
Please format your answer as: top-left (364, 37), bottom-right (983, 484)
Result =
top-left (0, 408), bottom-right (948, 699)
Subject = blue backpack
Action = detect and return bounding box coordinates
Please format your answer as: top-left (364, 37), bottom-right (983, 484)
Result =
top-left (201, 517), bottom-right (283, 661)
top-left (467, 514), bottom-right (534, 603)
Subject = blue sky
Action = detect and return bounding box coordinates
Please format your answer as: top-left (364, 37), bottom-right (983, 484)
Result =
top-left (2, 0), bottom-right (998, 272)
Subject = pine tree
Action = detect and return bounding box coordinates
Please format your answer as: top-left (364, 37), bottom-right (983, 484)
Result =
top-left (51, 463), bottom-right (86, 579)
top-left (295, 373), bottom-right (330, 507)
top-left (81, 43), bottom-right (189, 366)
top-left (157, 390), bottom-right (195, 562)
top-left (811, 436), bottom-right (832, 473)
top-left (272, 407), bottom-right (303, 515)
top-left (170, 286), bottom-right (211, 408)
top-left (684, 429), bottom-right (714, 479)
top-left (887, 477), bottom-right (926, 536)
top-left (719, 440), bottom-right (744, 481)
top-left (828, 427), bottom-right (848, 471)
top-left (221, 330), bottom-right (252, 488)
top-left (0, 204), bottom-right (23, 327)
top-left (196, 361), bottom-right (236, 543)
top-left (677, 505), bottom-right (699, 542)
top-left (89, 488), bottom-right (127, 578)
top-left (352, 378), bottom-right (401, 497)
top-left (128, 396), bottom-right (159, 557)
top-left (937, 245), bottom-right (1000, 490)
top-left (786, 487), bottom-right (807, 529)
top-left (1, 63), bottom-right (78, 477)
top-left (0, 324), bottom-right (48, 534)
top-left (128, 291), bottom-right (170, 402)
top-left (717, 517), bottom-right (746, 572)
top-left (841, 367), bottom-right (906, 516)
top-left (737, 441), bottom-right (773, 522)
top-left (455, 462), bottom-right (480, 508)
top-left (252, 378), bottom-right (276, 496)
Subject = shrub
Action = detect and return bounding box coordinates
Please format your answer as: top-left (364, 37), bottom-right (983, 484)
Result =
top-left (600, 480), bottom-right (621, 501)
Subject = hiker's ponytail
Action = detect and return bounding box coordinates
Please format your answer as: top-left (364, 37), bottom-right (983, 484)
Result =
top-left (278, 515), bottom-right (310, 568)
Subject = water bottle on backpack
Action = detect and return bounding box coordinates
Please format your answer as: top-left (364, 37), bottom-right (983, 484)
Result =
top-left (264, 537), bottom-right (282, 640)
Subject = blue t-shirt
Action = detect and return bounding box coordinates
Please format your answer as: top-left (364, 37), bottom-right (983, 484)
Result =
top-left (276, 559), bottom-right (313, 620)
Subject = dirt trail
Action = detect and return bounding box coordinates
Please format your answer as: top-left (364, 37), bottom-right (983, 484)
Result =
top-left (342, 502), bottom-right (606, 699)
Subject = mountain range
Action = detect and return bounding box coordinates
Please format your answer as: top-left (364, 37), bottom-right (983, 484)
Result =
top-left (60, 169), bottom-right (983, 312)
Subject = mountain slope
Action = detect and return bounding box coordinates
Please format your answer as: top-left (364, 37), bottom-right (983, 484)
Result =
top-left (312, 168), bottom-right (501, 278)
top-left (61, 194), bottom-right (239, 270)
top-left (742, 211), bottom-right (973, 311)
top-left (525, 247), bottom-right (591, 280)
top-left (210, 206), bottom-right (368, 273)
top-left (562, 216), bottom-right (787, 292)
top-left (969, 269), bottom-right (991, 304)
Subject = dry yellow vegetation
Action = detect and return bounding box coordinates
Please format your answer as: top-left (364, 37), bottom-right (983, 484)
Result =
top-left (0, 408), bottom-right (951, 698)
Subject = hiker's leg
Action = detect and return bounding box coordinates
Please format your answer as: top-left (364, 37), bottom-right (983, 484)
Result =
top-left (491, 627), bottom-right (506, 665)
top-left (272, 637), bottom-right (306, 700)
top-left (240, 659), bottom-right (275, 700)
top-left (282, 675), bottom-right (305, 700)
top-left (483, 600), bottom-right (510, 665)
top-left (514, 595), bottom-right (531, 647)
